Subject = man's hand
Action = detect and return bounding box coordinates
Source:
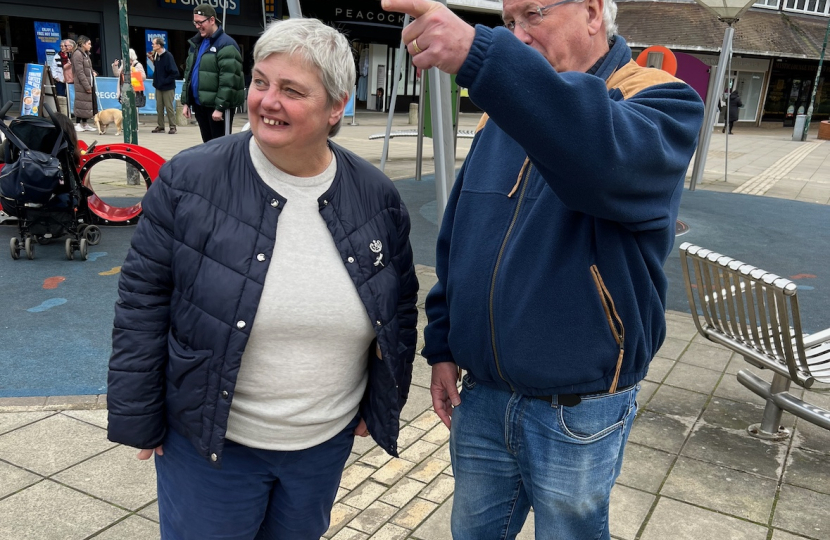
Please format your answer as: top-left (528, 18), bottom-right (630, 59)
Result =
top-left (182, 105), bottom-right (190, 119)
top-left (137, 446), bottom-right (164, 460)
top-left (212, 110), bottom-right (224, 122)
top-left (381, 0), bottom-right (476, 74)
top-left (431, 362), bottom-right (461, 429)
top-left (354, 418), bottom-right (370, 437)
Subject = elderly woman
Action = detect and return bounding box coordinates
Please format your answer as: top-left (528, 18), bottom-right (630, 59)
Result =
top-left (71, 36), bottom-right (96, 132)
top-left (106, 18), bottom-right (418, 540)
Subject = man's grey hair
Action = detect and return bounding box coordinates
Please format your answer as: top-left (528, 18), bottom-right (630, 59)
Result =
top-left (253, 18), bottom-right (354, 136)
top-left (604, 0), bottom-right (618, 40)
top-left (154, 36), bottom-right (166, 48)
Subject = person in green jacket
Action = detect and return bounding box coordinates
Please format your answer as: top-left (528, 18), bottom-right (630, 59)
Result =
top-left (182, 4), bottom-right (244, 142)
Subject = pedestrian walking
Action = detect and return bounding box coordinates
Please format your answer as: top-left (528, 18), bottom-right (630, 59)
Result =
top-left (720, 88), bottom-right (743, 134)
top-left (106, 17), bottom-right (418, 540)
top-left (148, 36), bottom-right (179, 134)
top-left (181, 3), bottom-right (244, 142)
top-left (381, 0), bottom-right (704, 538)
top-left (71, 35), bottom-right (97, 132)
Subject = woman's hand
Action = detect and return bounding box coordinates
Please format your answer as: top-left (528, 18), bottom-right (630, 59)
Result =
top-left (354, 419), bottom-right (370, 437)
top-left (137, 446), bottom-right (164, 460)
top-left (86, 89), bottom-right (92, 94)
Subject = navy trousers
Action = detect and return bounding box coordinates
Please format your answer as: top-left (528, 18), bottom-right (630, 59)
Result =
top-left (155, 416), bottom-right (358, 540)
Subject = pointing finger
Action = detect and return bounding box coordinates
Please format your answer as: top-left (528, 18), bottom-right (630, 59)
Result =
top-left (381, 0), bottom-right (440, 17)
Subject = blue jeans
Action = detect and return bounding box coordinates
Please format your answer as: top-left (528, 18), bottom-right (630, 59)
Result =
top-left (155, 415), bottom-right (358, 540)
top-left (450, 375), bottom-right (639, 540)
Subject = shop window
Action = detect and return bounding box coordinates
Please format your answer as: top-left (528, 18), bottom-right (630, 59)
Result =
top-left (754, 0), bottom-right (780, 8)
top-left (783, 0), bottom-right (830, 14)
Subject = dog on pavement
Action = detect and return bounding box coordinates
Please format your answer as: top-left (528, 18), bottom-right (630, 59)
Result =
top-left (93, 109), bottom-right (123, 136)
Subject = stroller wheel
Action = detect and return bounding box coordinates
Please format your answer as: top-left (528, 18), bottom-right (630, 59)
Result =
top-left (24, 237), bottom-right (34, 260)
top-left (9, 237), bottom-right (20, 260)
top-left (83, 225), bottom-right (102, 246)
top-left (65, 238), bottom-right (74, 260)
top-left (79, 238), bottom-right (89, 261)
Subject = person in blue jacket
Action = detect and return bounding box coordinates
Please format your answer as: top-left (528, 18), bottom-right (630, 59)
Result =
top-left (384, 0), bottom-right (704, 538)
top-left (107, 18), bottom-right (418, 539)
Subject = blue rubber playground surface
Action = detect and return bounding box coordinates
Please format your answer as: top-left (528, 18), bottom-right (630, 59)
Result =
top-left (1, 185), bottom-right (828, 398)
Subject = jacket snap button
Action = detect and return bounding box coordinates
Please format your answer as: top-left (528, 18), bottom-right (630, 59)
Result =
top-left (257, 253), bottom-right (266, 262)
top-left (376, 320), bottom-right (382, 327)
top-left (222, 390), bottom-right (229, 399)
top-left (323, 200), bottom-right (328, 205)
top-left (236, 320), bottom-right (246, 329)
top-left (270, 199), bottom-right (279, 208)
top-left (347, 256), bottom-right (355, 263)
top-left (210, 453), bottom-right (218, 462)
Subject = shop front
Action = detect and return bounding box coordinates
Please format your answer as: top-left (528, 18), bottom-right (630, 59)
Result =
top-left (762, 58), bottom-right (830, 125)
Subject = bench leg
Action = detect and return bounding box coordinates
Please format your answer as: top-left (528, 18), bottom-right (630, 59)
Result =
top-left (747, 372), bottom-right (792, 441)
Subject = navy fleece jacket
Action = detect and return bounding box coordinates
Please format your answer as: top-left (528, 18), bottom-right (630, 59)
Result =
top-left (422, 30), bottom-right (704, 396)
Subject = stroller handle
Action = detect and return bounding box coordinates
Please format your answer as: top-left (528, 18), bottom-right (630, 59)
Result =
top-left (0, 101), bottom-right (13, 119)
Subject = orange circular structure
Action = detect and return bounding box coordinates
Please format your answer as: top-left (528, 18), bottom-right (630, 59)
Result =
top-left (635, 46), bottom-right (678, 76)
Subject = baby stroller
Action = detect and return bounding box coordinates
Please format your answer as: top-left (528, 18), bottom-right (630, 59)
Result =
top-left (0, 102), bottom-right (100, 260)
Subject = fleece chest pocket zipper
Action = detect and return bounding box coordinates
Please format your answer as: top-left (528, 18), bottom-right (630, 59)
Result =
top-left (589, 265), bottom-right (626, 393)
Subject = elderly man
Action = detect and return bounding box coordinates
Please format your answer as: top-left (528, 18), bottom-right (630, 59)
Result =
top-left (382, 0), bottom-right (704, 538)
top-left (181, 3), bottom-right (244, 142)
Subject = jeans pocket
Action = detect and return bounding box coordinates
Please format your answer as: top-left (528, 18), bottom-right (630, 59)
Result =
top-left (557, 386), bottom-right (637, 443)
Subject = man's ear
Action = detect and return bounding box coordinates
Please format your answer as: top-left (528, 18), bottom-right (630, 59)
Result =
top-left (586, 0), bottom-right (605, 37)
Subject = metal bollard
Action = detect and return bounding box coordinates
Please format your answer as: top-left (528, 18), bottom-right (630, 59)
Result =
top-left (176, 99), bottom-right (187, 127)
top-left (793, 114), bottom-right (807, 141)
top-left (409, 103), bottom-right (418, 125)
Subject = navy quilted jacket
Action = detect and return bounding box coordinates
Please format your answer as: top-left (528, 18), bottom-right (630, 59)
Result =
top-left (107, 132), bottom-right (418, 465)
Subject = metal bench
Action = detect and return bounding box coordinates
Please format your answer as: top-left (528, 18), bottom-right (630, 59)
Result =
top-left (679, 242), bottom-right (830, 440)
top-left (368, 129), bottom-right (475, 140)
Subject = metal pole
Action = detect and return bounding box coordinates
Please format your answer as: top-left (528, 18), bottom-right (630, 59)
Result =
top-left (454, 82), bottom-right (462, 155)
top-left (118, 0), bottom-right (137, 146)
top-left (262, 0), bottom-right (267, 30)
top-left (690, 24), bottom-right (733, 191)
top-left (350, 85), bottom-right (358, 126)
top-left (286, 0), bottom-right (303, 18)
top-left (725, 54), bottom-right (731, 184)
top-left (430, 67), bottom-right (455, 223)
top-left (802, 16), bottom-right (830, 141)
top-left (381, 14), bottom-right (411, 173)
top-left (416, 78), bottom-right (425, 181)
top-left (222, 0), bottom-right (228, 31)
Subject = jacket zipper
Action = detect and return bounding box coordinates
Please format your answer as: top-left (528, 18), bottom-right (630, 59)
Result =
top-left (488, 159), bottom-right (532, 390)
top-left (589, 265), bottom-right (626, 392)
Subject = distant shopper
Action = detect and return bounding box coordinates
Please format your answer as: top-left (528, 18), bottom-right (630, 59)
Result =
top-left (376, 87), bottom-right (384, 111)
top-left (49, 46), bottom-right (66, 97)
top-left (149, 36), bottom-right (179, 134)
top-left (181, 3), bottom-right (244, 142)
top-left (720, 89), bottom-right (743, 135)
top-left (72, 35), bottom-right (97, 133)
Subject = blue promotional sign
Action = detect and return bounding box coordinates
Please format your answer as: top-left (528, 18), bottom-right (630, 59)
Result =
top-left (344, 89), bottom-right (356, 118)
top-left (69, 77), bottom-right (185, 116)
top-left (21, 64), bottom-right (45, 116)
top-left (34, 21), bottom-right (62, 65)
top-left (158, 0), bottom-right (239, 16)
top-left (145, 29), bottom-right (168, 78)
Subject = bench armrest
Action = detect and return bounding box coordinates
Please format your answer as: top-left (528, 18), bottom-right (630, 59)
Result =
top-left (804, 328), bottom-right (830, 348)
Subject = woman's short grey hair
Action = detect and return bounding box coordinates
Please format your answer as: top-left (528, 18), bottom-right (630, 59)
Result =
top-left (129, 48), bottom-right (137, 62)
top-left (604, 0), bottom-right (618, 40)
top-left (77, 35), bottom-right (90, 47)
top-left (64, 39), bottom-right (76, 51)
top-left (253, 18), bottom-right (354, 136)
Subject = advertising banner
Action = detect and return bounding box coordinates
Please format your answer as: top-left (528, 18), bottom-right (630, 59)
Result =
top-left (34, 21), bottom-right (61, 65)
top-left (144, 29), bottom-right (168, 78)
top-left (344, 88), bottom-right (356, 118)
top-left (21, 64), bottom-right (45, 116)
top-left (68, 77), bottom-right (185, 116)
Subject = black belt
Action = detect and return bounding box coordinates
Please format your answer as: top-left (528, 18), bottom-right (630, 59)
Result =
top-left (530, 385), bottom-right (635, 408)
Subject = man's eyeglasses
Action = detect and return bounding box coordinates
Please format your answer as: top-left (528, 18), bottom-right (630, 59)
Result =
top-left (504, 0), bottom-right (583, 33)
top-left (193, 17), bottom-right (212, 28)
